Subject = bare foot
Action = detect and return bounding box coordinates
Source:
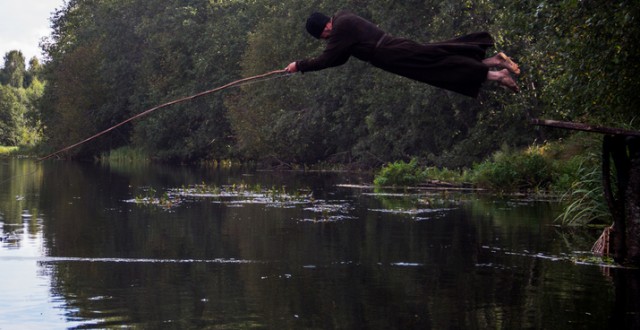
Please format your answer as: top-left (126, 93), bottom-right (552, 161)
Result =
top-left (497, 52), bottom-right (520, 75)
top-left (496, 69), bottom-right (519, 93)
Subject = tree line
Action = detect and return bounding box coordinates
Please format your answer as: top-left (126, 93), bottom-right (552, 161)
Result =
top-left (12, 0), bottom-right (639, 167)
top-left (0, 51), bottom-right (44, 146)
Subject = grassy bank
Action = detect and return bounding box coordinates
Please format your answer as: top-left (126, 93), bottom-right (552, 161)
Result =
top-left (373, 134), bottom-right (608, 226)
top-left (0, 146), bottom-right (18, 154)
top-left (99, 146), bottom-right (150, 164)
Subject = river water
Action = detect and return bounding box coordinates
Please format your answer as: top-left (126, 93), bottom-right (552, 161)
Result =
top-left (0, 157), bottom-right (638, 329)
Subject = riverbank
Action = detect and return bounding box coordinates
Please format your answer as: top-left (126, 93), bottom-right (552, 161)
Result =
top-left (2, 132), bottom-right (609, 227)
top-left (0, 146), bottom-right (17, 155)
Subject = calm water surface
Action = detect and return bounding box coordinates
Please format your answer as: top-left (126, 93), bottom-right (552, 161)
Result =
top-left (0, 158), bottom-right (638, 329)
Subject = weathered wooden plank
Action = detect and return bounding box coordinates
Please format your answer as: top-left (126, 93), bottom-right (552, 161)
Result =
top-left (531, 119), bottom-right (640, 137)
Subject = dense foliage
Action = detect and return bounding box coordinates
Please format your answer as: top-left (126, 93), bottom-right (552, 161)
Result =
top-left (34, 0), bottom-right (639, 166)
top-left (0, 51), bottom-right (44, 146)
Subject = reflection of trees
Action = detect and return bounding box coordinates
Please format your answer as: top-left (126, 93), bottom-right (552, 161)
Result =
top-left (13, 160), bottom-right (630, 328)
top-left (220, 193), bottom-right (484, 328)
top-left (0, 159), bottom-right (44, 243)
top-left (39, 160), bottom-right (257, 327)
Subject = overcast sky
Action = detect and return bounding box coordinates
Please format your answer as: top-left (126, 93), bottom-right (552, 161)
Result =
top-left (0, 0), bottom-right (66, 64)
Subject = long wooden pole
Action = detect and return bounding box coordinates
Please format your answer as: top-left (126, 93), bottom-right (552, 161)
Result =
top-left (39, 69), bottom-right (289, 161)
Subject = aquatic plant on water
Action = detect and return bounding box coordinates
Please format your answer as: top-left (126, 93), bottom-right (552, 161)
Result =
top-left (131, 182), bottom-right (312, 209)
top-left (134, 187), bottom-right (182, 210)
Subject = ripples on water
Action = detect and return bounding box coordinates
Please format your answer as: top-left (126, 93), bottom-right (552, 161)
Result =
top-left (1, 159), bottom-right (638, 329)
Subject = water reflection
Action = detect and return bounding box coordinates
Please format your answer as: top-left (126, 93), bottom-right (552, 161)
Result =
top-left (0, 158), bottom-right (638, 329)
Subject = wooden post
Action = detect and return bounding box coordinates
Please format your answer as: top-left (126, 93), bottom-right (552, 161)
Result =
top-left (626, 137), bottom-right (640, 264)
top-left (602, 135), bottom-right (630, 263)
top-left (532, 119), bottom-right (640, 265)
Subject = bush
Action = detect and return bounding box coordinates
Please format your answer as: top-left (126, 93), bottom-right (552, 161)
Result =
top-left (471, 144), bottom-right (554, 191)
top-left (422, 166), bottom-right (469, 184)
top-left (549, 156), bottom-right (586, 193)
top-left (0, 146), bottom-right (18, 155)
top-left (374, 159), bottom-right (426, 187)
top-left (100, 146), bottom-right (150, 164)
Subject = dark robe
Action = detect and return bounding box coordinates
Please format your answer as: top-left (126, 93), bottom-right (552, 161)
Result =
top-left (296, 11), bottom-right (494, 98)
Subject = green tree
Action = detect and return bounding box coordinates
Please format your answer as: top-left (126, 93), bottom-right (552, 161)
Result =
top-left (0, 85), bottom-right (27, 145)
top-left (38, 0), bottom-right (640, 166)
top-left (1, 50), bottom-right (26, 88)
top-left (21, 75), bottom-right (45, 146)
top-left (42, 44), bottom-right (105, 156)
top-left (494, 0), bottom-right (640, 125)
top-left (0, 52), bottom-right (44, 146)
top-left (230, 0), bottom-right (534, 167)
top-left (42, 0), bottom-right (142, 157)
top-left (42, 0), bottom-right (256, 161)
top-left (24, 57), bottom-right (44, 89)
top-left (130, 0), bottom-right (251, 162)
